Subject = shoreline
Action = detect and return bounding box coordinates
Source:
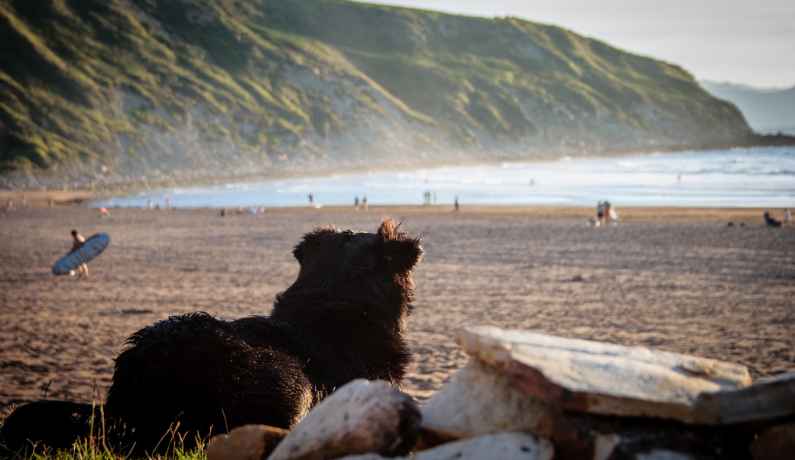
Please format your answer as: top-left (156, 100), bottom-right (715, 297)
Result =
top-left (1, 187), bottom-right (792, 221)
top-left (2, 137), bottom-right (794, 199)
top-left (2, 200), bottom-right (789, 224)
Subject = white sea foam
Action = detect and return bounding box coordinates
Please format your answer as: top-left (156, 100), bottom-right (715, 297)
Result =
top-left (94, 146), bottom-right (795, 208)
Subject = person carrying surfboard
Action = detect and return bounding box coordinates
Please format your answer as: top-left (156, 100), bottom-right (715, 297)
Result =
top-left (52, 231), bottom-right (109, 277)
top-left (70, 230), bottom-right (89, 278)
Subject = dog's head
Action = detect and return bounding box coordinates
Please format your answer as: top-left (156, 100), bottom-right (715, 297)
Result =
top-left (289, 219), bottom-right (422, 309)
top-left (273, 219), bottom-right (422, 385)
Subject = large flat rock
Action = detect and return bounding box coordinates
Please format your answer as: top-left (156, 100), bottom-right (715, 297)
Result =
top-left (418, 359), bottom-right (750, 459)
top-left (457, 326), bottom-right (764, 424)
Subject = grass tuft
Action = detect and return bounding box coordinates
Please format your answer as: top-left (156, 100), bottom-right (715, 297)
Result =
top-left (0, 405), bottom-right (209, 460)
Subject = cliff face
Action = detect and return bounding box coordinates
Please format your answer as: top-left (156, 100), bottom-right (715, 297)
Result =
top-left (0, 0), bottom-right (752, 188)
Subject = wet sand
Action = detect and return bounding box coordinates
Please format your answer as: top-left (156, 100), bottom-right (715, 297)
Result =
top-left (1, 205), bottom-right (794, 417)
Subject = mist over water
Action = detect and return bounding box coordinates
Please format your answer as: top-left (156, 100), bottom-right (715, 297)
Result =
top-left (95, 146), bottom-right (795, 209)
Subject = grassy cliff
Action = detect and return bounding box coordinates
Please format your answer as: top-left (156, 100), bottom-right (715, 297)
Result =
top-left (0, 0), bottom-right (754, 188)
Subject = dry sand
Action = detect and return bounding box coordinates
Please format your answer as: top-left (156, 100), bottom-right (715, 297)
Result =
top-left (1, 205), bottom-right (794, 417)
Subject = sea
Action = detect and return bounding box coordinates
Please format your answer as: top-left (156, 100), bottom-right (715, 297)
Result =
top-left (93, 146), bottom-right (795, 209)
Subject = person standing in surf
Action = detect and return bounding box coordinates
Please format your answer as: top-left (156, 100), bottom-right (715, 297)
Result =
top-left (70, 230), bottom-right (89, 278)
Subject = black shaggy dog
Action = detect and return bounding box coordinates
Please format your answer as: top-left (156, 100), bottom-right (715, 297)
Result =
top-left (1, 219), bottom-right (422, 454)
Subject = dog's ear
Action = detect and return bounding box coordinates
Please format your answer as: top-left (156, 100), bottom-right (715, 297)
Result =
top-left (294, 226), bottom-right (337, 262)
top-left (382, 238), bottom-right (423, 274)
top-left (377, 219), bottom-right (422, 273)
top-left (377, 219), bottom-right (399, 239)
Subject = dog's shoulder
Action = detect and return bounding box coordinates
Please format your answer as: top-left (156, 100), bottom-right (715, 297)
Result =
top-left (230, 316), bottom-right (307, 351)
top-left (123, 312), bottom-right (230, 348)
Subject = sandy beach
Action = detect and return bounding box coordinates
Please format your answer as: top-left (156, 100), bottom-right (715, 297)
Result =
top-left (1, 205), bottom-right (794, 417)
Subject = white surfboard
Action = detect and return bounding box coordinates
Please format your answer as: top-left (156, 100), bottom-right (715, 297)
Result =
top-left (52, 233), bottom-right (110, 275)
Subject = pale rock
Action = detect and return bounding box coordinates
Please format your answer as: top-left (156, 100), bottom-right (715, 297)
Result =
top-left (340, 432), bottom-right (554, 460)
top-left (267, 379), bottom-right (420, 460)
top-left (593, 434), bottom-right (622, 460)
top-left (419, 359), bottom-right (593, 458)
top-left (412, 432), bottom-right (553, 460)
top-left (207, 424), bottom-right (288, 460)
top-left (421, 359), bottom-right (559, 439)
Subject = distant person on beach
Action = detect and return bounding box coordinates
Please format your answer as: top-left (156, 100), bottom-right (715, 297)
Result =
top-left (596, 201), bottom-right (606, 225)
top-left (308, 193), bottom-right (314, 206)
top-left (362, 195), bottom-right (368, 210)
top-left (70, 230), bottom-right (89, 278)
top-left (354, 196), bottom-right (360, 210)
top-left (785, 209), bottom-right (792, 224)
top-left (454, 196), bottom-right (460, 212)
top-left (764, 211), bottom-right (782, 228)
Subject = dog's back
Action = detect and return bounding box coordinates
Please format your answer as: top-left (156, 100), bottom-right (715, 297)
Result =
top-left (104, 312), bottom-right (314, 450)
top-left (2, 315), bottom-right (319, 454)
top-left (1, 401), bottom-right (96, 453)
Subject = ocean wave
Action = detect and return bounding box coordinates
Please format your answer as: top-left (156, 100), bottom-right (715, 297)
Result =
top-left (91, 146), bottom-right (795, 208)
top-left (661, 168), bottom-right (795, 176)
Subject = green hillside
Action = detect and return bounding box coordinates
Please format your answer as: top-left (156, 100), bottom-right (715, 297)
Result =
top-left (0, 0), bottom-right (755, 188)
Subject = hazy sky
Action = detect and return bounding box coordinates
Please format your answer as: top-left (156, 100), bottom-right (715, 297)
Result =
top-left (361, 0), bottom-right (795, 88)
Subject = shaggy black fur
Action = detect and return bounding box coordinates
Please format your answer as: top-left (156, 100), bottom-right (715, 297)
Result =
top-left (0, 220), bottom-right (422, 454)
top-left (0, 401), bottom-right (97, 454)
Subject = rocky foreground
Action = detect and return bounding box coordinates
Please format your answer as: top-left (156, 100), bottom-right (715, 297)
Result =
top-left (208, 326), bottom-right (795, 459)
